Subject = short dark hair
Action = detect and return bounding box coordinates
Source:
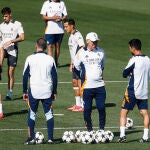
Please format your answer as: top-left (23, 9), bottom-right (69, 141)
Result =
top-left (63, 18), bottom-right (75, 26)
top-left (1, 7), bottom-right (11, 15)
top-left (36, 38), bottom-right (47, 50)
top-left (129, 39), bottom-right (142, 50)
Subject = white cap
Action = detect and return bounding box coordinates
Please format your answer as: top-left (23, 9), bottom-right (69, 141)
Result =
top-left (86, 32), bottom-right (99, 42)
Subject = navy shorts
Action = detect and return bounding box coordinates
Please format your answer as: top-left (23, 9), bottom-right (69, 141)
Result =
top-left (45, 33), bottom-right (64, 45)
top-left (4, 48), bottom-right (18, 67)
top-left (72, 68), bottom-right (80, 79)
top-left (121, 89), bottom-right (148, 110)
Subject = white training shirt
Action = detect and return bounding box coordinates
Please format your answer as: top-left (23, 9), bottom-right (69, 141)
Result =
top-left (0, 20), bottom-right (24, 47)
top-left (68, 30), bottom-right (85, 63)
top-left (40, 1), bottom-right (67, 34)
top-left (23, 52), bottom-right (57, 99)
top-left (123, 55), bottom-right (150, 99)
top-left (74, 47), bottom-right (105, 88)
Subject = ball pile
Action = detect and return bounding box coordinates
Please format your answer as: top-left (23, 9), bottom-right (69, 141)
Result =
top-left (62, 130), bottom-right (114, 144)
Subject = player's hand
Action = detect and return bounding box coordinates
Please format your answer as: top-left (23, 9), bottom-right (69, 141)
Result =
top-left (3, 40), bottom-right (12, 49)
top-left (53, 94), bottom-right (57, 101)
top-left (23, 93), bottom-right (29, 101)
top-left (69, 64), bottom-right (73, 72)
top-left (55, 16), bottom-right (62, 22)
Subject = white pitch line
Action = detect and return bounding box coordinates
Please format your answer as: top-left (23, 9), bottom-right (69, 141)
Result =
top-left (53, 113), bottom-right (64, 116)
top-left (0, 126), bottom-right (143, 131)
top-left (0, 81), bottom-right (128, 85)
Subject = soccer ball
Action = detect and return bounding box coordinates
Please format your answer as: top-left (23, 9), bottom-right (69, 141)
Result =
top-left (99, 132), bottom-right (107, 143)
top-left (104, 130), bottom-right (114, 142)
top-left (35, 132), bottom-right (44, 144)
top-left (80, 131), bottom-right (94, 144)
top-left (126, 117), bottom-right (133, 129)
top-left (62, 131), bottom-right (75, 143)
top-left (94, 130), bottom-right (106, 143)
top-left (75, 130), bottom-right (82, 142)
top-left (94, 130), bottom-right (103, 143)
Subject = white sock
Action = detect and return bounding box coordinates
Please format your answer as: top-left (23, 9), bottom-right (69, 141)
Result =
top-left (143, 128), bottom-right (149, 140)
top-left (75, 96), bottom-right (81, 106)
top-left (120, 126), bottom-right (126, 137)
top-left (0, 104), bottom-right (3, 113)
top-left (80, 97), bottom-right (84, 108)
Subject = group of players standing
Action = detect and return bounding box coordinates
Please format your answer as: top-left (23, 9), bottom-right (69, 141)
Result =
top-left (0, 0), bottom-right (150, 144)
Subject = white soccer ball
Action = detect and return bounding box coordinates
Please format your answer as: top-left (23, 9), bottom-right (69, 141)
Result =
top-left (94, 130), bottom-right (105, 143)
top-left (62, 131), bottom-right (75, 143)
top-left (80, 131), bottom-right (93, 144)
top-left (35, 131), bottom-right (44, 144)
top-left (75, 130), bottom-right (82, 142)
top-left (99, 132), bottom-right (107, 143)
top-left (104, 130), bottom-right (114, 142)
top-left (126, 117), bottom-right (133, 129)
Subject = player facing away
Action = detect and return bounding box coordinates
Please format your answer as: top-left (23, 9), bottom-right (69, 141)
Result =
top-left (0, 7), bottom-right (24, 100)
top-left (74, 32), bottom-right (106, 131)
top-left (118, 39), bottom-right (150, 143)
top-left (40, 0), bottom-right (67, 67)
top-left (23, 38), bottom-right (57, 145)
top-left (63, 18), bottom-right (85, 112)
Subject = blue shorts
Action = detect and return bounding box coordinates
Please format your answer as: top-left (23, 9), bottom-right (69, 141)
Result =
top-left (4, 46), bottom-right (18, 67)
top-left (45, 33), bottom-right (64, 45)
top-left (121, 89), bottom-right (148, 110)
top-left (72, 68), bottom-right (80, 79)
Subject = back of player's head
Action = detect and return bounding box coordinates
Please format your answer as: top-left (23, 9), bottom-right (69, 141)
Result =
top-left (36, 38), bottom-right (47, 50)
top-left (63, 18), bottom-right (75, 26)
top-left (129, 39), bottom-right (142, 50)
top-left (1, 7), bottom-right (11, 15)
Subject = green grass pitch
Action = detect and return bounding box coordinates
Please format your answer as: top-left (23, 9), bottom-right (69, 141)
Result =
top-left (0, 0), bottom-right (150, 149)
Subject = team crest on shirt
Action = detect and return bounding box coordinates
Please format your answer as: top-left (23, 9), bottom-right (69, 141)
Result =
top-left (49, 6), bottom-right (52, 10)
top-left (85, 55), bottom-right (89, 58)
top-left (97, 53), bottom-right (101, 57)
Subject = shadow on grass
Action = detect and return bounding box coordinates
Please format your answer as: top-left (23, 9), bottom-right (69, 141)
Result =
top-left (4, 109), bottom-right (27, 117)
top-left (114, 129), bottom-right (142, 137)
top-left (3, 95), bottom-right (23, 101)
top-left (13, 96), bottom-right (23, 100)
top-left (105, 103), bottom-right (116, 107)
top-left (58, 63), bottom-right (70, 68)
top-left (54, 138), bottom-right (64, 144)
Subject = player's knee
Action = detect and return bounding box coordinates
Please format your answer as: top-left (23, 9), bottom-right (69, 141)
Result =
top-left (45, 110), bottom-right (53, 121)
top-left (72, 80), bottom-right (78, 87)
top-left (29, 109), bottom-right (36, 121)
